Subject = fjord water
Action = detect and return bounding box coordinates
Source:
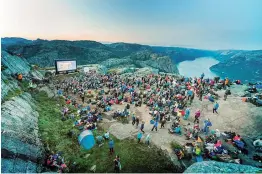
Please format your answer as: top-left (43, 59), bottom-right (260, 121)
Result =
top-left (177, 57), bottom-right (219, 78)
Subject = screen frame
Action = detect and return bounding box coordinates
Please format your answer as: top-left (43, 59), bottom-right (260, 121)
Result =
top-left (54, 59), bottom-right (77, 74)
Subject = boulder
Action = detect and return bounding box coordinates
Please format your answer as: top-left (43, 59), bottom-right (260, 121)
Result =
top-left (184, 161), bottom-right (261, 173)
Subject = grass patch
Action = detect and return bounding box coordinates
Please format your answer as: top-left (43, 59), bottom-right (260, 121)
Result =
top-left (3, 79), bottom-right (9, 84)
top-left (3, 88), bottom-right (23, 101)
top-left (171, 141), bottom-right (183, 150)
top-left (19, 80), bottom-right (30, 91)
top-left (34, 91), bottom-right (183, 173)
top-left (107, 68), bottom-right (118, 74)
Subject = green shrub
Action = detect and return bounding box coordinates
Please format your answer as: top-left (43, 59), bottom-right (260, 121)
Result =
top-left (3, 79), bottom-right (9, 84)
top-left (171, 141), bottom-right (183, 150)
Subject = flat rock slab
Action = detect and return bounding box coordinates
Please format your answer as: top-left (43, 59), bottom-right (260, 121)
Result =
top-left (184, 161), bottom-right (261, 173)
top-left (109, 123), bottom-right (138, 140)
top-left (189, 88), bottom-right (262, 137)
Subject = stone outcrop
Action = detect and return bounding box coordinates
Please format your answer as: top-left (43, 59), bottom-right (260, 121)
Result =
top-left (1, 51), bottom-right (43, 100)
top-left (1, 51), bottom-right (44, 173)
top-left (184, 161), bottom-right (261, 173)
top-left (1, 93), bottom-right (44, 173)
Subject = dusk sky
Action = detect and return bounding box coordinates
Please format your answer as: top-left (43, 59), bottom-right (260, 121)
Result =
top-left (1, 0), bottom-right (262, 50)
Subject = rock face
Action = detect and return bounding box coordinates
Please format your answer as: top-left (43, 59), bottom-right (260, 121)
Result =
top-left (1, 51), bottom-right (44, 173)
top-left (1, 93), bottom-right (44, 173)
top-left (1, 51), bottom-right (31, 99)
top-left (184, 161), bottom-right (261, 173)
top-left (1, 51), bottom-right (43, 100)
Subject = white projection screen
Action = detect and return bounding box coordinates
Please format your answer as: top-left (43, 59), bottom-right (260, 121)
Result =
top-left (55, 60), bottom-right (77, 73)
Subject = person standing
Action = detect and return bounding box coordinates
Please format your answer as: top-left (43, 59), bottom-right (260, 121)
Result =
top-left (224, 88), bottom-right (231, 101)
top-left (114, 155), bottom-right (121, 173)
top-left (140, 121), bottom-right (145, 133)
top-left (160, 117), bottom-right (166, 128)
top-left (200, 73), bottom-right (205, 80)
top-left (137, 131), bottom-right (143, 143)
top-left (199, 88), bottom-right (203, 101)
top-left (203, 119), bottom-right (212, 135)
top-left (183, 108), bottom-right (190, 120)
top-left (131, 113), bottom-right (136, 125)
top-left (213, 102), bottom-right (219, 114)
top-left (194, 109), bottom-right (201, 123)
top-left (135, 116), bottom-right (140, 128)
top-left (151, 120), bottom-right (158, 131)
top-left (145, 134), bottom-right (151, 147)
top-left (109, 139), bottom-right (114, 155)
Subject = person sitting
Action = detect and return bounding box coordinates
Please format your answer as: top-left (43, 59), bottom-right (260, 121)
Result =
top-left (175, 149), bottom-right (184, 160)
top-left (185, 130), bottom-right (193, 140)
top-left (233, 134), bottom-right (241, 141)
top-left (253, 138), bottom-right (262, 147)
top-left (233, 134), bottom-right (246, 151)
top-left (248, 86), bottom-right (257, 93)
top-left (235, 80), bottom-right (241, 85)
top-left (195, 146), bottom-right (202, 156)
top-left (105, 105), bottom-right (111, 112)
top-left (169, 125), bottom-right (181, 134)
top-left (96, 135), bottom-right (104, 147)
top-left (103, 131), bottom-right (110, 140)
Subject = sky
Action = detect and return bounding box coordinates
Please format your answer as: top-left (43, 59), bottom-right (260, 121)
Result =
top-left (1, 0), bottom-right (262, 50)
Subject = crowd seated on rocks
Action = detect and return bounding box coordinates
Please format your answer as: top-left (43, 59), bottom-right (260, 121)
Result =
top-left (52, 70), bottom-right (262, 170)
top-left (55, 71), bottom-right (230, 138)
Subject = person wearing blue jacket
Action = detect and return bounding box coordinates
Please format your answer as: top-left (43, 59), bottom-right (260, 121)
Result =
top-left (213, 102), bottom-right (219, 114)
top-left (184, 108), bottom-right (190, 120)
top-left (203, 119), bottom-right (212, 135)
top-left (201, 73), bottom-right (205, 80)
top-left (109, 139), bottom-right (114, 154)
top-left (187, 90), bottom-right (193, 100)
top-left (151, 120), bottom-right (158, 131)
top-left (137, 131), bottom-right (143, 143)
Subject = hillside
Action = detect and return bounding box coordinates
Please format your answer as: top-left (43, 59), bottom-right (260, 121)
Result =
top-left (151, 46), bottom-right (218, 63)
top-left (2, 37), bottom-right (262, 82)
top-left (1, 37), bottom-right (33, 49)
top-left (210, 50), bottom-right (262, 82)
top-left (2, 38), bottom-right (179, 74)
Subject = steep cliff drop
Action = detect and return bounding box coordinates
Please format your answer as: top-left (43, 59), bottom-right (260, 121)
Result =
top-left (1, 51), bottom-right (44, 173)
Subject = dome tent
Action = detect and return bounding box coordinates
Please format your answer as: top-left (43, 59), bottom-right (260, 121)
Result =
top-left (78, 130), bottom-right (95, 150)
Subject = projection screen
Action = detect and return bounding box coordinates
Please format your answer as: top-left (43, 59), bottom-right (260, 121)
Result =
top-left (55, 60), bottom-right (77, 73)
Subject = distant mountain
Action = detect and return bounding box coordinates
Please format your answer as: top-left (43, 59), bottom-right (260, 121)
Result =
top-left (2, 37), bottom-right (262, 82)
top-left (210, 50), bottom-right (262, 82)
top-left (2, 39), bottom-right (179, 73)
top-left (1, 37), bottom-right (33, 49)
top-left (151, 46), bottom-right (218, 63)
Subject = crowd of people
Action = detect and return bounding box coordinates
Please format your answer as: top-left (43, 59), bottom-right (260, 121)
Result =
top-left (51, 69), bottom-right (260, 172)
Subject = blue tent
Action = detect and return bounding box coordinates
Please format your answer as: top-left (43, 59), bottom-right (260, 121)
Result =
top-left (78, 130), bottom-right (95, 150)
top-left (256, 84), bottom-right (262, 89)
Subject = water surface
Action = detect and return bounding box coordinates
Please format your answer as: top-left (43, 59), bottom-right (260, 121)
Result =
top-left (177, 57), bottom-right (219, 78)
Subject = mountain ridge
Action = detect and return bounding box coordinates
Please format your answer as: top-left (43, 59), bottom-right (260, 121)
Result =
top-left (2, 37), bottom-right (262, 81)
